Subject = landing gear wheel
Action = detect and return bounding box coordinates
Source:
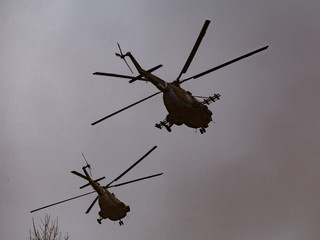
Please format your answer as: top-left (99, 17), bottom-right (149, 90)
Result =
top-left (165, 125), bottom-right (172, 132)
top-left (119, 220), bottom-right (124, 226)
top-left (155, 117), bottom-right (172, 132)
top-left (199, 128), bottom-right (206, 134)
top-left (97, 219), bottom-right (102, 224)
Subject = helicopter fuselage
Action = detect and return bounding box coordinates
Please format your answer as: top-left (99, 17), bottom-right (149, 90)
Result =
top-left (125, 52), bottom-right (213, 129)
top-left (98, 189), bottom-right (129, 221)
top-left (162, 83), bottom-right (212, 128)
top-left (84, 167), bottom-right (130, 221)
top-left (91, 21), bottom-right (268, 133)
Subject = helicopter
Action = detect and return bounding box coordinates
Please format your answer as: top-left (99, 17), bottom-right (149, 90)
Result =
top-left (30, 146), bottom-right (163, 226)
top-left (91, 20), bottom-right (268, 134)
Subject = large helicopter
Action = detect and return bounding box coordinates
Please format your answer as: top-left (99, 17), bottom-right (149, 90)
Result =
top-left (30, 146), bottom-right (162, 226)
top-left (91, 20), bottom-right (268, 134)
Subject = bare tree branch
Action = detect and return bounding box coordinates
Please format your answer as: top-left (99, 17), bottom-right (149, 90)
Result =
top-left (29, 215), bottom-right (69, 240)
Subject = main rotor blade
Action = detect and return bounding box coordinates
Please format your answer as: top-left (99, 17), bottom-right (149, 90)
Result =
top-left (129, 64), bottom-right (163, 83)
top-left (30, 190), bottom-right (96, 213)
top-left (91, 91), bottom-right (161, 126)
top-left (80, 176), bottom-right (106, 189)
top-left (85, 196), bottom-right (99, 214)
top-left (71, 171), bottom-right (88, 180)
top-left (93, 72), bottom-right (141, 80)
top-left (106, 146), bottom-right (157, 187)
top-left (180, 45), bottom-right (269, 84)
top-left (177, 20), bottom-right (211, 81)
top-left (93, 64), bottom-right (162, 82)
top-left (107, 173), bottom-right (163, 188)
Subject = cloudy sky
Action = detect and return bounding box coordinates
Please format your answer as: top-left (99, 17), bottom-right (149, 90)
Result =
top-left (1, 0), bottom-right (320, 239)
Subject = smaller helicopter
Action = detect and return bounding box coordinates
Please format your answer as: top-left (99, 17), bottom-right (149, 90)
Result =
top-left (30, 146), bottom-right (162, 226)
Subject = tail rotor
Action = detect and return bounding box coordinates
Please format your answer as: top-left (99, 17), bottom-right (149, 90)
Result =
top-left (115, 42), bottom-right (134, 74)
top-left (82, 153), bottom-right (92, 176)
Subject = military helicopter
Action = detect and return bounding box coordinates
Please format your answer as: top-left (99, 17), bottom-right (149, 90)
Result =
top-left (91, 20), bottom-right (268, 133)
top-left (30, 146), bottom-right (162, 226)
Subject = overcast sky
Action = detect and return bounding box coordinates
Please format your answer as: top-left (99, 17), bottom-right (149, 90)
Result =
top-left (1, 1), bottom-right (320, 239)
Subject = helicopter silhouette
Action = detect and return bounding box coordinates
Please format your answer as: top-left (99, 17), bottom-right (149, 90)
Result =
top-left (91, 20), bottom-right (268, 133)
top-left (30, 146), bottom-right (162, 226)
